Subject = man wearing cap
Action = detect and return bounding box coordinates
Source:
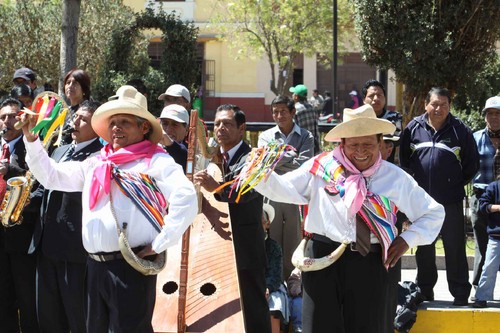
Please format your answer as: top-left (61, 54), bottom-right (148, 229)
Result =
top-left (470, 95), bottom-right (500, 294)
top-left (158, 84), bottom-right (191, 111)
top-left (290, 84), bottom-right (320, 154)
top-left (251, 104), bottom-right (444, 333)
top-left (400, 87), bottom-right (479, 306)
top-left (159, 104), bottom-right (189, 172)
top-left (13, 67), bottom-right (44, 97)
top-left (21, 85), bottom-right (197, 332)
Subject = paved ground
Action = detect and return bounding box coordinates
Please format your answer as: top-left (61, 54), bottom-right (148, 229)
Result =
top-left (401, 269), bottom-right (500, 309)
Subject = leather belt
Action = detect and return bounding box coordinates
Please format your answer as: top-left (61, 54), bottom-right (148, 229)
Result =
top-left (88, 251), bottom-right (124, 262)
top-left (311, 233), bottom-right (381, 253)
top-left (88, 246), bottom-right (144, 262)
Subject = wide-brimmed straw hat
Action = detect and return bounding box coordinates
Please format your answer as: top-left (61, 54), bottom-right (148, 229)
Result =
top-left (92, 85), bottom-right (163, 144)
top-left (324, 104), bottom-right (395, 142)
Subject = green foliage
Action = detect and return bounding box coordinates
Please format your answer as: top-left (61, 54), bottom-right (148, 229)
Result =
top-left (351, 0), bottom-right (500, 118)
top-left (453, 107), bottom-right (485, 133)
top-left (0, 1), bottom-right (199, 116)
top-left (0, 0), bottom-right (61, 89)
top-left (94, 6), bottom-right (199, 116)
top-left (210, 0), bottom-right (354, 96)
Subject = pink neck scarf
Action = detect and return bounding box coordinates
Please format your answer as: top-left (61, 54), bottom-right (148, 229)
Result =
top-left (89, 140), bottom-right (165, 209)
top-left (331, 145), bottom-right (382, 217)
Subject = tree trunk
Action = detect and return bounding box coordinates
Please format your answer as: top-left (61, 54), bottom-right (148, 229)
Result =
top-left (59, 0), bottom-right (81, 96)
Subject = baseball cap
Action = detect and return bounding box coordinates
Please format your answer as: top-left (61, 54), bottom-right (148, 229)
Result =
top-left (160, 104), bottom-right (189, 124)
top-left (289, 84), bottom-right (308, 98)
top-left (13, 67), bottom-right (36, 82)
top-left (349, 90), bottom-right (357, 96)
top-left (158, 84), bottom-right (191, 103)
top-left (482, 96), bottom-right (500, 114)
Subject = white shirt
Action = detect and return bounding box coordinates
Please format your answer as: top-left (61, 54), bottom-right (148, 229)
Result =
top-left (24, 137), bottom-right (198, 254)
top-left (255, 157), bottom-right (445, 248)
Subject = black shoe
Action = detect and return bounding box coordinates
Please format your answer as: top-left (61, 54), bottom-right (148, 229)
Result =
top-left (472, 300), bottom-right (487, 308)
top-left (422, 294), bottom-right (434, 302)
top-left (453, 298), bottom-right (468, 306)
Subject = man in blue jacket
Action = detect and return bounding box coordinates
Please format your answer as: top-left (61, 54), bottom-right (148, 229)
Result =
top-left (400, 87), bottom-right (479, 306)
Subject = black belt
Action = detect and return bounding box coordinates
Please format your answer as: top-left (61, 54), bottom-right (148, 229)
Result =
top-left (311, 233), bottom-right (381, 253)
top-left (88, 246), bottom-right (143, 262)
top-left (88, 251), bottom-right (123, 262)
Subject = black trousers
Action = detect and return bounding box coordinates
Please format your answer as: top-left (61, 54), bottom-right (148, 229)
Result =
top-left (37, 254), bottom-right (86, 333)
top-left (302, 237), bottom-right (398, 333)
top-left (237, 267), bottom-right (271, 333)
top-left (416, 201), bottom-right (471, 300)
top-left (86, 258), bottom-right (157, 333)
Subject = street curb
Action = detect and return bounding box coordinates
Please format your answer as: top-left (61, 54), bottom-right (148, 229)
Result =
top-left (401, 254), bottom-right (474, 270)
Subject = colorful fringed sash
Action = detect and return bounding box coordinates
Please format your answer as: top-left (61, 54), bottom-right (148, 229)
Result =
top-left (310, 152), bottom-right (398, 262)
top-left (112, 167), bottom-right (168, 233)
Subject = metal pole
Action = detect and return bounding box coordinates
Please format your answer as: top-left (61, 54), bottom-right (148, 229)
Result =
top-left (333, 0), bottom-right (338, 118)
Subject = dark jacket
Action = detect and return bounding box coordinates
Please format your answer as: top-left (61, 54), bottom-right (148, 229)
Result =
top-left (214, 141), bottom-right (267, 270)
top-left (400, 113), bottom-right (479, 204)
top-left (30, 139), bottom-right (103, 262)
top-left (164, 140), bottom-right (188, 173)
top-left (0, 137), bottom-right (43, 253)
top-left (478, 180), bottom-right (500, 239)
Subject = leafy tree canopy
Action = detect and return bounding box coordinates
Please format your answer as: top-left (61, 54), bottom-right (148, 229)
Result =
top-left (211, 0), bottom-right (353, 96)
top-left (0, 1), bottom-right (199, 116)
top-left (351, 0), bottom-right (500, 119)
top-left (0, 0), bottom-right (136, 96)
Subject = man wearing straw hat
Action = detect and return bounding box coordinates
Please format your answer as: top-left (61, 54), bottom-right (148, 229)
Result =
top-left (20, 85), bottom-right (197, 332)
top-left (252, 104), bottom-right (445, 333)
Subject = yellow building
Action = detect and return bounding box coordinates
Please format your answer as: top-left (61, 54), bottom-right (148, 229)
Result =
top-left (124, 0), bottom-right (395, 121)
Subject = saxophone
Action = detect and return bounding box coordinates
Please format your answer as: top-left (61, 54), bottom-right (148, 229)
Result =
top-left (0, 171), bottom-right (34, 227)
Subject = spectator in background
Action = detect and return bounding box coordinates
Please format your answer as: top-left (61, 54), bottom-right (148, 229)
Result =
top-left (473, 177), bottom-right (500, 308)
top-left (62, 69), bottom-right (91, 145)
top-left (362, 79), bottom-right (402, 163)
top-left (10, 84), bottom-right (34, 109)
top-left (159, 104), bottom-right (189, 172)
top-left (287, 268), bottom-right (303, 333)
top-left (400, 87), bottom-right (479, 306)
top-left (470, 96), bottom-right (500, 294)
top-left (12, 67), bottom-right (44, 97)
top-left (347, 90), bottom-right (360, 109)
top-left (262, 203), bottom-right (289, 333)
top-left (309, 89), bottom-right (324, 117)
top-left (158, 84), bottom-right (191, 111)
top-left (290, 84), bottom-right (320, 154)
top-left (322, 90), bottom-right (333, 117)
top-left (64, 69), bottom-right (91, 114)
top-left (258, 95), bottom-right (314, 277)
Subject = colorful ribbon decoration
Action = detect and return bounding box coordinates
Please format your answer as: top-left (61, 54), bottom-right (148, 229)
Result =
top-left (29, 93), bottom-right (68, 146)
top-left (213, 140), bottom-right (295, 203)
top-left (112, 166), bottom-right (167, 233)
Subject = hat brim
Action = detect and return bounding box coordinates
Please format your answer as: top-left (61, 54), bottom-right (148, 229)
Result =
top-left (92, 100), bottom-right (163, 144)
top-left (161, 114), bottom-right (187, 124)
top-left (325, 118), bottom-right (396, 142)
